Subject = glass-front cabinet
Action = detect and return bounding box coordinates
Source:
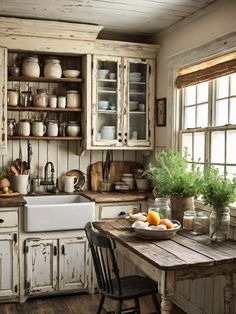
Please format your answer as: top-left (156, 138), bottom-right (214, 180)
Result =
top-left (91, 55), bottom-right (155, 149)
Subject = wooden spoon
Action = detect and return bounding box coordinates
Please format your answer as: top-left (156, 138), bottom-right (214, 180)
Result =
top-left (15, 159), bottom-right (22, 173)
top-left (21, 161), bottom-right (28, 174)
top-left (10, 165), bottom-right (19, 176)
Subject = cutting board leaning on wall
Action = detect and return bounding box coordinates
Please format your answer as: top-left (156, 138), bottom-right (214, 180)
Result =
top-left (90, 161), bottom-right (143, 191)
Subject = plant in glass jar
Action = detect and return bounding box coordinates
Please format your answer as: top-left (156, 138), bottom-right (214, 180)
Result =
top-left (202, 167), bottom-right (236, 242)
top-left (144, 149), bottom-right (203, 224)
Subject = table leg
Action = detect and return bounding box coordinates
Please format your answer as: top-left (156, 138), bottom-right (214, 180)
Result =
top-left (224, 272), bottom-right (235, 314)
top-left (161, 295), bottom-right (173, 314)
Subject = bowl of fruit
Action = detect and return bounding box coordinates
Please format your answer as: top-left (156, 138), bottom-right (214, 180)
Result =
top-left (131, 211), bottom-right (181, 239)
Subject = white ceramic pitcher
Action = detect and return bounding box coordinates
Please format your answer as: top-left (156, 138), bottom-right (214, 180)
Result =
top-left (14, 174), bottom-right (29, 194)
top-left (64, 175), bottom-right (78, 193)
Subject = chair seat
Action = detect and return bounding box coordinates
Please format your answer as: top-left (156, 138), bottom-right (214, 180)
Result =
top-left (104, 275), bottom-right (159, 300)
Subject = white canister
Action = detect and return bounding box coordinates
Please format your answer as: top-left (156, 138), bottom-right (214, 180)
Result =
top-left (22, 57), bottom-right (40, 78)
top-left (66, 90), bottom-right (80, 108)
top-left (49, 95), bottom-right (57, 108)
top-left (47, 120), bottom-right (58, 136)
top-left (18, 119), bottom-right (30, 136)
top-left (14, 174), bottom-right (29, 194)
top-left (58, 96), bottom-right (66, 108)
top-left (67, 121), bottom-right (80, 137)
top-left (64, 175), bottom-right (79, 193)
top-left (34, 89), bottom-right (48, 107)
top-left (32, 120), bottom-right (46, 136)
top-left (7, 89), bottom-right (19, 106)
top-left (44, 59), bottom-right (62, 78)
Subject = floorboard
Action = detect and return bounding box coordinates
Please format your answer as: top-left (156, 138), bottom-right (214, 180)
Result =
top-left (0, 293), bottom-right (186, 313)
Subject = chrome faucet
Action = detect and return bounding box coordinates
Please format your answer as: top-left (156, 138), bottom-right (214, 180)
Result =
top-left (40, 162), bottom-right (57, 193)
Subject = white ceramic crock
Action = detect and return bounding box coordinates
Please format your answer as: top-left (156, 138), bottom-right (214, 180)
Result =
top-left (22, 57), bottom-right (40, 78)
top-left (44, 59), bottom-right (62, 78)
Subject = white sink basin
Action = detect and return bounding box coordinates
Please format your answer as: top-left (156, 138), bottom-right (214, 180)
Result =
top-left (23, 194), bottom-right (95, 232)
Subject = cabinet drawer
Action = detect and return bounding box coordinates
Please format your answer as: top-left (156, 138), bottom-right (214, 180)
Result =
top-left (0, 211), bottom-right (18, 228)
top-left (99, 204), bottom-right (141, 220)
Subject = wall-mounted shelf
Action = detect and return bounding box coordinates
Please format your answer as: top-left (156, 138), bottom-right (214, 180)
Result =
top-left (8, 136), bottom-right (82, 141)
top-left (8, 106), bottom-right (83, 112)
top-left (8, 76), bottom-right (83, 83)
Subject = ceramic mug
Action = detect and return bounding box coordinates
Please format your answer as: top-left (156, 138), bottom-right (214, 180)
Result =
top-left (32, 120), bottom-right (46, 136)
top-left (14, 174), bottom-right (29, 194)
top-left (64, 175), bottom-right (79, 193)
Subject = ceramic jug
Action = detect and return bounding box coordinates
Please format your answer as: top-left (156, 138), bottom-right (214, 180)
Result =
top-left (64, 175), bottom-right (79, 193)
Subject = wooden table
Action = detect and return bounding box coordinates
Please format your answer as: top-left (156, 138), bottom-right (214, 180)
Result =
top-left (94, 219), bottom-right (236, 314)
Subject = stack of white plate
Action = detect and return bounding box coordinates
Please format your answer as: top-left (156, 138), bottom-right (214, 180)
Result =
top-left (101, 126), bottom-right (116, 139)
top-left (129, 72), bottom-right (142, 82)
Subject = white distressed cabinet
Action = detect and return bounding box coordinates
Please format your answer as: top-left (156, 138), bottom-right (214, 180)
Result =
top-left (0, 47), bottom-right (7, 155)
top-left (24, 236), bottom-right (89, 296)
top-left (90, 55), bottom-right (155, 150)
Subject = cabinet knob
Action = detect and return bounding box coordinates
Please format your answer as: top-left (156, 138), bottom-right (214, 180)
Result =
top-left (118, 139), bottom-right (122, 142)
top-left (0, 218), bottom-right (4, 223)
top-left (118, 211), bottom-right (126, 216)
top-left (124, 132), bottom-right (128, 136)
top-left (118, 132), bottom-right (121, 136)
top-left (124, 139), bottom-right (127, 143)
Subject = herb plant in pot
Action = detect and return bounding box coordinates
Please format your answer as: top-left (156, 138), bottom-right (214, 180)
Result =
top-left (144, 150), bottom-right (203, 225)
top-left (202, 167), bottom-right (236, 242)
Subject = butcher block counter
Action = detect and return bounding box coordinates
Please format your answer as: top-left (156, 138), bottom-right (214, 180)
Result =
top-left (0, 195), bottom-right (26, 208)
top-left (80, 191), bottom-right (147, 203)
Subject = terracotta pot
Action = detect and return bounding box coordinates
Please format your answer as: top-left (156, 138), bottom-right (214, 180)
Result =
top-left (170, 196), bottom-right (194, 226)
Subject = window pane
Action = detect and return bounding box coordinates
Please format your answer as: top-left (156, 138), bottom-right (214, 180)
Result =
top-left (197, 104), bottom-right (208, 127)
top-left (194, 132), bottom-right (205, 162)
top-left (229, 97), bottom-right (236, 124)
top-left (215, 99), bottom-right (228, 126)
top-left (230, 73), bottom-right (236, 96)
top-left (197, 82), bottom-right (208, 103)
top-left (211, 131), bottom-right (225, 164)
top-left (226, 166), bottom-right (236, 180)
top-left (184, 106), bottom-right (195, 129)
top-left (182, 133), bottom-right (192, 161)
top-left (184, 85), bottom-right (196, 106)
top-left (226, 130), bottom-right (236, 164)
top-left (213, 165), bottom-right (225, 176)
top-left (216, 75), bottom-right (229, 99)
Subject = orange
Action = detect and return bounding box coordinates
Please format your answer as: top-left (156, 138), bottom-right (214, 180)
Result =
top-left (159, 219), bottom-right (174, 229)
top-left (146, 211), bottom-right (161, 226)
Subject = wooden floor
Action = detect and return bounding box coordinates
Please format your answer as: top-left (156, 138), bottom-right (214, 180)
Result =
top-left (0, 293), bottom-right (186, 314)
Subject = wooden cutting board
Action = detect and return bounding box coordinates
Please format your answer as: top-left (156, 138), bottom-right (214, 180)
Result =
top-left (90, 161), bottom-right (143, 191)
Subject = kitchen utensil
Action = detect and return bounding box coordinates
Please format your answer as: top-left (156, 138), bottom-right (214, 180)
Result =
top-left (103, 151), bottom-right (111, 182)
top-left (15, 159), bottom-right (22, 173)
top-left (63, 175), bottom-right (79, 193)
top-left (21, 161), bottom-right (28, 174)
top-left (65, 169), bottom-right (85, 190)
top-left (27, 143), bottom-right (32, 170)
top-left (14, 174), bottom-right (29, 194)
top-left (10, 165), bottom-right (19, 176)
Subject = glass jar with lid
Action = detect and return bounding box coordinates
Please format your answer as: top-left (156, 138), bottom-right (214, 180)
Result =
top-left (210, 207), bottom-right (230, 242)
top-left (7, 119), bottom-right (16, 136)
top-left (193, 211), bottom-right (209, 235)
top-left (183, 210), bottom-right (196, 230)
top-left (149, 198), bottom-right (171, 219)
top-left (22, 57), bottom-right (40, 78)
top-left (47, 120), bottom-right (58, 137)
top-left (66, 90), bottom-right (80, 108)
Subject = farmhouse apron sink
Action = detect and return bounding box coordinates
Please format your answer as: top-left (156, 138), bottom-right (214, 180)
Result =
top-left (23, 194), bottom-right (95, 232)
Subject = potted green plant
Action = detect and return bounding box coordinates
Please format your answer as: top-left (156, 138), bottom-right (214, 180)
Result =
top-left (0, 169), bottom-right (11, 193)
top-left (202, 167), bottom-right (236, 242)
top-left (144, 149), bottom-right (203, 224)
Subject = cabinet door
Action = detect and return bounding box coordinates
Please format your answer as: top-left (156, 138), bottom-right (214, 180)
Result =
top-left (0, 233), bottom-right (18, 298)
top-left (0, 47), bottom-right (7, 155)
top-left (124, 58), bottom-right (155, 148)
top-left (92, 55), bottom-right (123, 147)
top-left (25, 239), bottom-right (58, 295)
top-left (59, 237), bottom-right (89, 291)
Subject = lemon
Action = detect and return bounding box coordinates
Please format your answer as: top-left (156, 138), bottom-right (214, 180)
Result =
top-left (146, 211), bottom-right (161, 226)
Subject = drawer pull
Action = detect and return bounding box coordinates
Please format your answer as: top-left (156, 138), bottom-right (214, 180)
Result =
top-left (118, 211), bottom-right (126, 216)
top-left (0, 218), bottom-right (4, 223)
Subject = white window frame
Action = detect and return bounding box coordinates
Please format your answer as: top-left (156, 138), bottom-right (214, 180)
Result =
top-left (166, 32), bottom-right (236, 225)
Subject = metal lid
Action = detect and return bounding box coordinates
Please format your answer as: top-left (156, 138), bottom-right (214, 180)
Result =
top-left (36, 88), bottom-right (47, 94)
top-left (66, 90), bottom-right (79, 94)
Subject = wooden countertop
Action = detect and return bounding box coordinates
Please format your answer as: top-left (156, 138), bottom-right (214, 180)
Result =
top-left (80, 191), bottom-right (147, 203)
top-left (0, 195), bottom-right (26, 207)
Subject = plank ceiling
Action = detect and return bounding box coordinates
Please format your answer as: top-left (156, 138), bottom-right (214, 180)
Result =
top-left (0, 0), bottom-right (218, 40)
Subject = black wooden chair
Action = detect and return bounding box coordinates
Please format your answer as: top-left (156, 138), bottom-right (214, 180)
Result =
top-left (85, 222), bottom-right (161, 314)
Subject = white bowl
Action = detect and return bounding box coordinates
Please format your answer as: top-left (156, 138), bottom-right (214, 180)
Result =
top-left (101, 126), bottom-right (116, 139)
top-left (129, 76), bottom-right (142, 82)
top-left (63, 70), bottom-right (80, 78)
top-left (130, 101), bottom-right (138, 111)
top-left (98, 69), bottom-right (109, 79)
top-left (130, 72), bottom-right (141, 77)
top-left (98, 100), bottom-right (109, 110)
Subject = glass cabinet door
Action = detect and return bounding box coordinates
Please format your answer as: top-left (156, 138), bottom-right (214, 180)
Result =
top-left (124, 58), bottom-right (154, 147)
top-left (92, 56), bottom-right (122, 146)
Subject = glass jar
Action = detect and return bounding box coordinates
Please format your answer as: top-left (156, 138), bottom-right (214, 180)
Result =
top-left (7, 89), bottom-right (19, 106)
top-left (44, 59), bottom-right (62, 78)
top-left (66, 90), bottom-right (80, 108)
top-left (67, 121), bottom-right (80, 137)
top-left (193, 211), bottom-right (209, 234)
top-left (210, 207), bottom-right (230, 242)
top-left (59, 122), bottom-right (67, 136)
top-left (22, 57), bottom-right (40, 78)
top-left (183, 210), bottom-right (196, 230)
top-left (150, 198), bottom-right (171, 219)
top-left (20, 87), bottom-right (33, 107)
top-left (34, 89), bottom-right (48, 107)
top-left (7, 119), bottom-right (16, 136)
top-left (47, 120), bottom-right (58, 137)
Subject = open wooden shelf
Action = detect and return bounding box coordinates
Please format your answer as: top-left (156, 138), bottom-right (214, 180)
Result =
top-left (8, 106), bottom-right (83, 112)
top-left (8, 76), bottom-right (83, 83)
top-left (8, 136), bottom-right (82, 141)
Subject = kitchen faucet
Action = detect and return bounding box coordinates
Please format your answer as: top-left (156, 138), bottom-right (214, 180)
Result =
top-left (40, 161), bottom-right (57, 193)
